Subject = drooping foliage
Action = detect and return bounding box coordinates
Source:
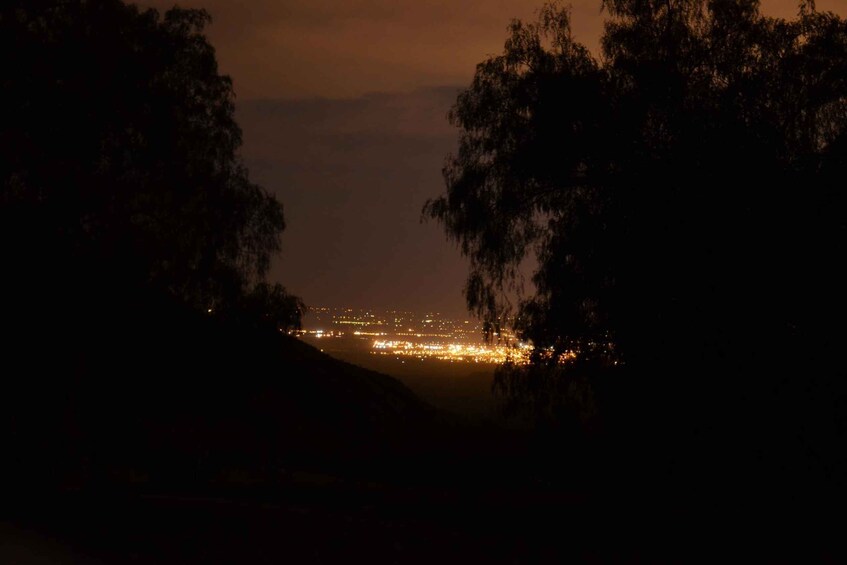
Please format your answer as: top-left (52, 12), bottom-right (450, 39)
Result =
top-left (425, 1), bottom-right (847, 433)
top-left (0, 0), bottom-right (302, 328)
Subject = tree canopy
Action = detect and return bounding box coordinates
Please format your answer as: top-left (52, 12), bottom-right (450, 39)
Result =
top-left (425, 0), bottom-right (847, 441)
top-left (1, 0), bottom-right (302, 329)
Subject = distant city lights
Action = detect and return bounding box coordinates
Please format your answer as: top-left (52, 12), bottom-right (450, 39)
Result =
top-left (372, 339), bottom-right (531, 364)
top-left (297, 307), bottom-right (533, 365)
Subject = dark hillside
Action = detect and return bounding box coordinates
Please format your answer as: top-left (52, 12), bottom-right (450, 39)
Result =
top-left (2, 278), bottom-right (446, 494)
top-left (2, 284), bottom-right (845, 563)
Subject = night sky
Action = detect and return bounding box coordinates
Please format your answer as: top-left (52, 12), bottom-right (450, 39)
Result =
top-left (137, 0), bottom-right (845, 318)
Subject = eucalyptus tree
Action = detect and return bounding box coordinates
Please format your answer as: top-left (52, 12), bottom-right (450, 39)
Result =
top-left (1, 0), bottom-right (302, 328)
top-left (425, 0), bottom-right (847, 438)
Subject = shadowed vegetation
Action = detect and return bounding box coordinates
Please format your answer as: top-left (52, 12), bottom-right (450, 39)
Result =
top-left (1, 0), bottom-right (303, 328)
top-left (425, 0), bottom-right (847, 495)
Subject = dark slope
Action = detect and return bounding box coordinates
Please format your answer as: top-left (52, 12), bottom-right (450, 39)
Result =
top-left (3, 288), bottom-right (845, 563)
top-left (2, 281), bottom-right (446, 493)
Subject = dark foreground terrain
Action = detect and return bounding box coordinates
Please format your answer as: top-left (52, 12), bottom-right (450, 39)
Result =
top-left (2, 467), bottom-right (845, 564)
top-left (2, 289), bottom-right (846, 563)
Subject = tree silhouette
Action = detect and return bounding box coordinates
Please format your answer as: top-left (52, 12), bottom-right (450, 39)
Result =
top-left (1, 0), bottom-right (309, 490)
top-left (1, 0), bottom-right (301, 328)
top-left (425, 0), bottom-right (847, 477)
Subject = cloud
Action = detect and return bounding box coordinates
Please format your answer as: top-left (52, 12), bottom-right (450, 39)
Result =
top-left (134, 0), bottom-right (607, 99)
top-left (134, 0), bottom-right (846, 99)
top-left (235, 87), bottom-right (474, 316)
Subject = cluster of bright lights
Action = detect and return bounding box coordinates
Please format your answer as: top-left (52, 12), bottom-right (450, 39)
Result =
top-left (299, 321), bottom-right (605, 366)
top-left (372, 339), bottom-right (533, 364)
top-left (302, 329), bottom-right (342, 338)
top-left (297, 307), bottom-right (601, 366)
